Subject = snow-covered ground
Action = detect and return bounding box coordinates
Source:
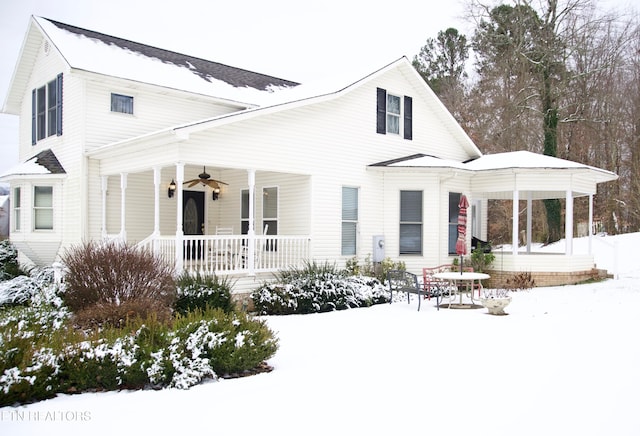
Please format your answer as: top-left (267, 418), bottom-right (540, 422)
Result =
top-left (2, 233), bottom-right (640, 436)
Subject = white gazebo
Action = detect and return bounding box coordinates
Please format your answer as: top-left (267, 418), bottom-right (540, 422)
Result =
top-left (467, 151), bottom-right (618, 285)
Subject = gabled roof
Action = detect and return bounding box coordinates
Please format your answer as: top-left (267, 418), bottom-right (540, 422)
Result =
top-left (3, 16), bottom-right (300, 113)
top-left (44, 18), bottom-right (299, 91)
top-left (89, 57), bottom-right (484, 161)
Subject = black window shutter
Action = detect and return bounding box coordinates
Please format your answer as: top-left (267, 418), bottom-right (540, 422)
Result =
top-left (376, 88), bottom-right (386, 134)
top-left (56, 73), bottom-right (63, 136)
top-left (31, 89), bottom-right (36, 145)
top-left (404, 96), bottom-right (413, 140)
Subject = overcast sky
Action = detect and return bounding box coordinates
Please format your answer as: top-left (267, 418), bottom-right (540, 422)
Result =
top-left (0, 0), bottom-right (634, 177)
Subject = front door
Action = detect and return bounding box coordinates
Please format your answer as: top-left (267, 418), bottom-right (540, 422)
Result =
top-left (183, 190), bottom-right (205, 259)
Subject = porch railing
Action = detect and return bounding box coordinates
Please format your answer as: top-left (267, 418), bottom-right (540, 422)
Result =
top-left (136, 234), bottom-right (311, 275)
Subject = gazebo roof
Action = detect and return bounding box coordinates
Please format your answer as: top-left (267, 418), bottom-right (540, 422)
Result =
top-left (370, 150), bottom-right (618, 200)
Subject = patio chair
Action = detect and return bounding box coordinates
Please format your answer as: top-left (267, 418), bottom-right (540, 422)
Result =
top-left (387, 270), bottom-right (427, 311)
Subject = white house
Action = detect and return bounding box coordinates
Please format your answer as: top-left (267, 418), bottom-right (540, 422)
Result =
top-left (0, 16), bottom-right (617, 294)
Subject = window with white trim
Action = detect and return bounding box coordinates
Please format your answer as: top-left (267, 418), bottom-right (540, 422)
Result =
top-left (400, 190), bottom-right (422, 255)
top-left (341, 187), bottom-right (358, 256)
top-left (448, 192), bottom-right (461, 254)
top-left (13, 187), bottom-right (21, 231)
top-left (111, 93), bottom-right (134, 114)
top-left (262, 187), bottom-right (278, 251)
top-left (241, 189), bottom-right (250, 234)
top-left (376, 88), bottom-right (412, 140)
top-left (33, 186), bottom-right (53, 230)
top-left (32, 74), bottom-right (63, 144)
top-left (386, 94), bottom-right (401, 134)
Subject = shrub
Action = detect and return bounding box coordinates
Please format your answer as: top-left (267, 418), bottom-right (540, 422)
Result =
top-left (345, 255), bottom-right (406, 282)
top-left (505, 271), bottom-right (535, 291)
top-left (174, 272), bottom-right (233, 315)
top-left (251, 263), bottom-right (389, 315)
top-left (0, 267), bottom-right (57, 307)
top-left (468, 246), bottom-right (495, 273)
top-left (0, 240), bottom-right (26, 282)
top-left (0, 306), bottom-right (279, 405)
top-left (61, 241), bottom-right (176, 328)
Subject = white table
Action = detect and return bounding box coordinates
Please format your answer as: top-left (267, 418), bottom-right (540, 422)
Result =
top-left (433, 271), bottom-right (490, 306)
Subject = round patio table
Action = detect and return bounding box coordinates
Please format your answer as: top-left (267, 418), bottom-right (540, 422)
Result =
top-left (433, 271), bottom-right (490, 307)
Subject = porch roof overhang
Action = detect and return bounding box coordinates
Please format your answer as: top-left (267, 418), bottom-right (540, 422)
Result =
top-left (368, 150), bottom-right (618, 200)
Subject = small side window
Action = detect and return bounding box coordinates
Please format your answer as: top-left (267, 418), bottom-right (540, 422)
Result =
top-left (111, 93), bottom-right (134, 114)
top-left (13, 187), bottom-right (21, 231)
top-left (34, 186), bottom-right (53, 230)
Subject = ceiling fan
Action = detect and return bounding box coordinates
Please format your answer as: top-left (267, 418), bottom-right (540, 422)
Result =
top-left (183, 167), bottom-right (228, 189)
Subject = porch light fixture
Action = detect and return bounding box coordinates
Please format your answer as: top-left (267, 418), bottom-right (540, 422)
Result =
top-left (212, 186), bottom-right (221, 201)
top-left (168, 179), bottom-right (176, 198)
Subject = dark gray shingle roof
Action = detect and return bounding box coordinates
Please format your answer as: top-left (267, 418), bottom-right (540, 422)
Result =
top-left (34, 149), bottom-right (66, 174)
top-left (45, 18), bottom-right (300, 91)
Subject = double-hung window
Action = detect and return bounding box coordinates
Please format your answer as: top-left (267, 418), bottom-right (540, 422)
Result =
top-left (386, 94), bottom-right (401, 134)
top-left (376, 88), bottom-right (412, 140)
top-left (241, 189), bottom-right (250, 234)
top-left (448, 192), bottom-right (461, 254)
top-left (33, 186), bottom-right (53, 230)
top-left (341, 187), bottom-right (358, 256)
top-left (32, 74), bottom-right (63, 144)
top-left (111, 93), bottom-right (134, 114)
top-left (262, 187), bottom-right (278, 251)
top-left (13, 187), bottom-right (21, 231)
top-left (400, 191), bottom-right (422, 255)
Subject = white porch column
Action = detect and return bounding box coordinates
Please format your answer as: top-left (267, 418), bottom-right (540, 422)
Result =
top-left (588, 194), bottom-right (594, 255)
top-left (120, 173), bottom-right (127, 241)
top-left (565, 190), bottom-right (574, 255)
top-left (153, 167), bottom-right (161, 236)
top-left (247, 169), bottom-right (256, 274)
top-left (175, 163), bottom-right (184, 272)
top-left (526, 191), bottom-right (533, 254)
top-left (101, 175), bottom-right (108, 238)
top-left (153, 167), bottom-right (161, 254)
top-left (512, 190), bottom-right (519, 255)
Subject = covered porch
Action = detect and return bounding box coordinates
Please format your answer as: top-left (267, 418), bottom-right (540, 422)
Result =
top-left (467, 151), bottom-right (619, 285)
top-left (95, 161), bottom-right (312, 276)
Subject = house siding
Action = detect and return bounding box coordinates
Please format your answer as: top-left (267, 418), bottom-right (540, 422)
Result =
top-left (90, 65), bottom-right (476, 269)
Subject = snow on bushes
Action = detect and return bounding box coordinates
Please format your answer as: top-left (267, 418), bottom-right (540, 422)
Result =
top-left (251, 261), bottom-right (389, 315)
top-left (0, 307), bottom-right (279, 406)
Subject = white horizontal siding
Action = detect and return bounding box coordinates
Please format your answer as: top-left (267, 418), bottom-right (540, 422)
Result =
top-left (83, 77), bottom-right (244, 150)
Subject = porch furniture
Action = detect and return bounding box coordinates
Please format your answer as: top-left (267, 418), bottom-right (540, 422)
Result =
top-left (214, 226), bottom-right (235, 268)
top-left (433, 271), bottom-right (490, 307)
top-left (387, 270), bottom-right (427, 311)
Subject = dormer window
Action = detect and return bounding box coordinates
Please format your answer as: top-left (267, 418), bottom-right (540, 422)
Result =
top-left (32, 74), bottom-right (63, 144)
top-left (376, 88), bottom-right (412, 140)
top-left (111, 93), bottom-right (134, 114)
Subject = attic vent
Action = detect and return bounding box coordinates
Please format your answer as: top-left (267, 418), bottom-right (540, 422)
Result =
top-left (43, 40), bottom-right (50, 55)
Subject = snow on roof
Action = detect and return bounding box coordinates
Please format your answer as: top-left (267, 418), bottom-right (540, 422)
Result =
top-left (0, 149), bottom-right (65, 179)
top-left (36, 17), bottom-right (302, 106)
top-left (465, 150), bottom-right (604, 171)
